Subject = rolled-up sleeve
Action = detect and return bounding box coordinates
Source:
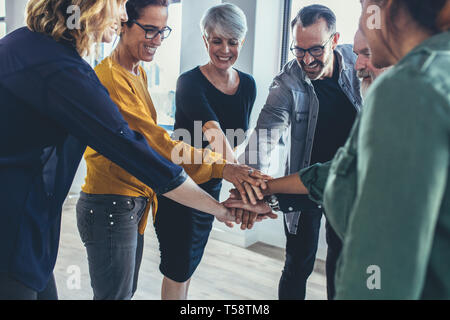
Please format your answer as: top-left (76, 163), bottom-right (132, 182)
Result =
top-left (43, 67), bottom-right (187, 195)
top-left (298, 161), bottom-right (332, 204)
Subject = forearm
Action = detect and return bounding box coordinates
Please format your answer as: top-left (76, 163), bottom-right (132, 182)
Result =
top-left (162, 175), bottom-right (227, 217)
top-left (264, 173), bottom-right (309, 196)
top-left (203, 121), bottom-right (238, 163)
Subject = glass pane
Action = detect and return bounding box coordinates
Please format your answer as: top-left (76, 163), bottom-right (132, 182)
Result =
top-left (289, 0), bottom-right (362, 61)
top-left (0, 22), bottom-right (5, 39)
top-left (0, 0), bottom-right (5, 17)
top-left (143, 2), bottom-right (182, 127)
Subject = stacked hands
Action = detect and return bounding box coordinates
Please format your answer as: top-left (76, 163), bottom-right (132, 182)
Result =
top-left (217, 164), bottom-right (278, 229)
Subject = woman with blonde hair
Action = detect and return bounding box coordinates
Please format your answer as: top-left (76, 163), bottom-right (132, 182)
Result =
top-left (0, 0), bottom-right (261, 300)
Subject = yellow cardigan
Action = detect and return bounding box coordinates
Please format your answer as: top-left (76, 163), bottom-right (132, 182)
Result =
top-left (82, 56), bottom-right (226, 234)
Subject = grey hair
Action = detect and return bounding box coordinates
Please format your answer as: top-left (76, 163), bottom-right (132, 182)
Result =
top-left (200, 3), bottom-right (248, 41)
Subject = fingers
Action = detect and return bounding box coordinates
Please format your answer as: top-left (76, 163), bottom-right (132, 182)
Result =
top-left (250, 184), bottom-right (264, 201)
top-left (223, 199), bottom-right (252, 211)
top-left (235, 208), bottom-right (244, 225)
top-left (228, 189), bottom-right (241, 199)
top-left (233, 181), bottom-right (249, 204)
top-left (241, 210), bottom-right (250, 230)
top-left (225, 221), bottom-right (234, 228)
top-left (250, 170), bottom-right (273, 181)
top-left (243, 182), bottom-right (257, 205)
top-left (247, 212), bottom-right (258, 229)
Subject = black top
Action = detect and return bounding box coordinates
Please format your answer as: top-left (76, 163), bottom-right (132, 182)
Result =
top-left (310, 54), bottom-right (357, 165)
top-left (283, 55), bottom-right (357, 213)
top-left (174, 66), bottom-right (256, 189)
top-left (0, 27), bottom-right (186, 291)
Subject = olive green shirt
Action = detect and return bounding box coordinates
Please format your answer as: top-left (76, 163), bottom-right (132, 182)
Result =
top-left (299, 31), bottom-right (450, 299)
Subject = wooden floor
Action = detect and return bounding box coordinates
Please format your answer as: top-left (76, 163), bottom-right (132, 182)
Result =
top-left (54, 195), bottom-right (327, 300)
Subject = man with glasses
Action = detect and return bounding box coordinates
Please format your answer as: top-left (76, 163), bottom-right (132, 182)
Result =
top-left (242, 5), bottom-right (362, 300)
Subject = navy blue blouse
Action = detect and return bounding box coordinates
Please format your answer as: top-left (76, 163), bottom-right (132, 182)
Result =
top-left (0, 27), bottom-right (187, 291)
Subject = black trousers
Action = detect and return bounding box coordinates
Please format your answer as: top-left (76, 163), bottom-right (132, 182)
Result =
top-left (278, 209), bottom-right (342, 300)
top-left (0, 273), bottom-right (58, 300)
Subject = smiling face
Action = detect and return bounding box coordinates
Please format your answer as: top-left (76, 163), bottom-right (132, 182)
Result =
top-left (120, 5), bottom-right (169, 63)
top-left (292, 18), bottom-right (339, 80)
top-left (102, 0), bottom-right (129, 43)
top-left (203, 31), bottom-right (242, 72)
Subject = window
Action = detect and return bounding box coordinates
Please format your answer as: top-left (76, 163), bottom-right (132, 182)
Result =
top-left (143, 1), bottom-right (182, 128)
top-left (0, 0), bottom-right (6, 39)
top-left (89, 1), bottom-right (182, 130)
top-left (282, 0), bottom-right (362, 66)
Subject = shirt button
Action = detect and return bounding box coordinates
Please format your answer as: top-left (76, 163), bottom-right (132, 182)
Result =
top-left (113, 201), bottom-right (117, 205)
top-left (288, 207), bottom-right (293, 212)
top-left (90, 210), bottom-right (94, 214)
top-left (318, 205), bottom-right (322, 209)
top-left (109, 214), bottom-right (113, 218)
top-left (130, 216), bottom-right (134, 220)
top-left (127, 201), bottom-right (131, 205)
top-left (110, 222), bottom-right (114, 226)
top-left (120, 131), bottom-right (124, 135)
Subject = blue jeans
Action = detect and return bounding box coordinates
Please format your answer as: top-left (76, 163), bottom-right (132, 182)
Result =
top-left (76, 192), bottom-right (147, 300)
top-left (278, 209), bottom-right (342, 300)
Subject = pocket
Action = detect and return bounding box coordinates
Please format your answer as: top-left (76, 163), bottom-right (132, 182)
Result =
top-left (291, 91), bottom-right (309, 141)
top-left (76, 199), bottom-right (95, 243)
top-left (109, 197), bottom-right (145, 226)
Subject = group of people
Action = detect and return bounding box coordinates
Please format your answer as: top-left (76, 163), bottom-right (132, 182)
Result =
top-left (0, 0), bottom-right (449, 300)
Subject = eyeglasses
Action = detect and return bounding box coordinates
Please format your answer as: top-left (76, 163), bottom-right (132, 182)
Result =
top-left (290, 33), bottom-right (335, 58)
top-left (132, 20), bottom-right (172, 40)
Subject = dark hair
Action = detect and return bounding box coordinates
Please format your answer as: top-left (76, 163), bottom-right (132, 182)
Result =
top-left (291, 4), bottom-right (336, 33)
top-left (376, 0), bottom-right (447, 34)
top-left (125, 0), bottom-right (169, 27)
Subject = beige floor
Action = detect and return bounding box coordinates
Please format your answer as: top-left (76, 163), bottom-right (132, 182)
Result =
top-left (54, 194), bottom-right (327, 300)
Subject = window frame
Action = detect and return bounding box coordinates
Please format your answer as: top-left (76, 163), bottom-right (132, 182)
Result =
top-left (280, 0), bottom-right (292, 69)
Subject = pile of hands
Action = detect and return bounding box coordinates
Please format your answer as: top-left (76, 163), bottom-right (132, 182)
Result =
top-left (218, 163), bottom-right (279, 230)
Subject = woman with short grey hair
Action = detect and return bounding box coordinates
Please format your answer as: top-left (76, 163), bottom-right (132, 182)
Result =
top-left (200, 3), bottom-right (248, 41)
top-left (155, 3), bottom-right (263, 299)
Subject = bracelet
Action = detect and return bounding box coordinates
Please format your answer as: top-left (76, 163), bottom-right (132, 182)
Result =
top-left (264, 194), bottom-right (281, 212)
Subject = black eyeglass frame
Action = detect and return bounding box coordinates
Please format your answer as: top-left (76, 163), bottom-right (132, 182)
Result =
top-left (290, 33), bottom-right (336, 59)
top-left (132, 20), bottom-right (172, 40)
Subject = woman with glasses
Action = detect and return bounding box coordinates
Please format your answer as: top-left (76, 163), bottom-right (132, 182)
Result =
top-left (152, 3), bottom-right (260, 300)
top-left (76, 0), bottom-right (268, 300)
top-left (0, 0), bottom-right (247, 300)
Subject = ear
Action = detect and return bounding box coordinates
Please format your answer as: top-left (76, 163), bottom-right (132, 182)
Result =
top-left (437, 0), bottom-right (450, 31)
top-left (332, 32), bottom-right (340, 49)
top-left (202, 34), bottom-right (209, 49)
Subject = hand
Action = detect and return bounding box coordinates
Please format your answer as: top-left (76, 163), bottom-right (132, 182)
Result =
top-left (223, 198), bottom-right (278, 230)
top-left (214, 204), bottom-right (236, 228)
top-left (230, 208), bottom-right (260, 230)
top-left (222, 164), bottom-right (271, 205)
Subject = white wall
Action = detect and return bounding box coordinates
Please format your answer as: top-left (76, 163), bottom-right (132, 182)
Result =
top-left (5, 0), bottom-right (27, 34)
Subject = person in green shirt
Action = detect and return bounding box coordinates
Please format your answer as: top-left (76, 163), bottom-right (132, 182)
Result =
top-left (225, 0), bottom-right (450, 299)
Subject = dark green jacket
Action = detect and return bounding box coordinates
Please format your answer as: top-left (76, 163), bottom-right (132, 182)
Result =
top-left (300, 31), bottom-right (450, 299)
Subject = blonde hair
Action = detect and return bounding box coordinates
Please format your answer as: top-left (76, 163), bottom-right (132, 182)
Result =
top-left (26, 0), bottom-right (122, 56)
